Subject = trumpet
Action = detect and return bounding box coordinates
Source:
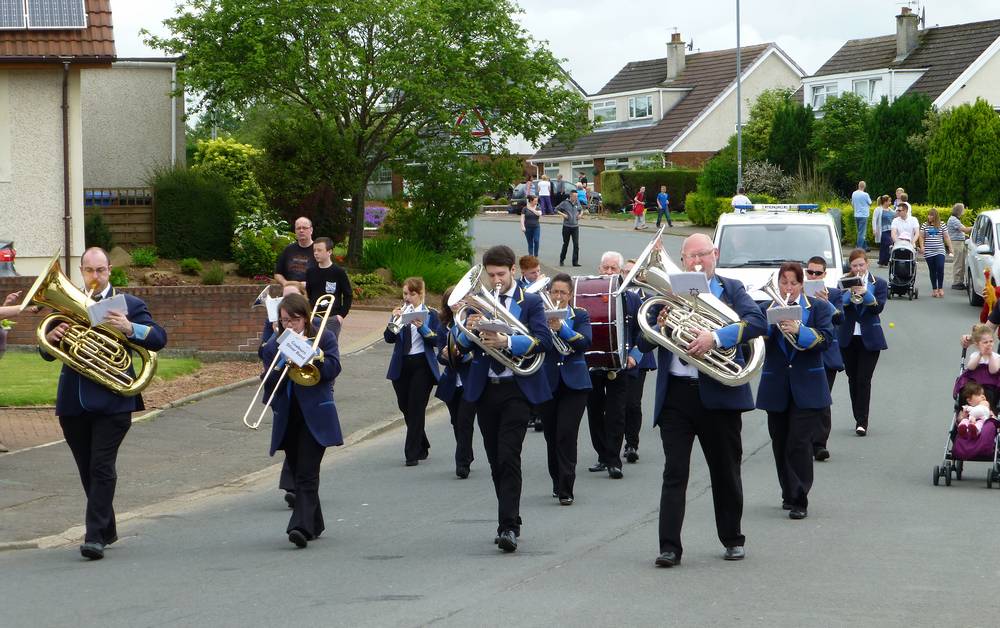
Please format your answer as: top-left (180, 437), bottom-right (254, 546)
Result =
top-left (759, 272), bottom-right (800, 345)
top-left (840, 272), bottom-right (869, 305)
top-left (524, 276), bottom-right (573, 356)
top-left (387, 302), bottom-right (416, 335)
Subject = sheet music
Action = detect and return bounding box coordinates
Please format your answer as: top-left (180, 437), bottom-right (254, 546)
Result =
top-left (86, 294), bottom-right (128, 327)
top-left (545, 308), bottom-right (569, 319)
top-left (767, 305), bottom-right (802, 325)
top-left (477, 320), bottom-right (515, 335)
top-left (264, 296), bottom-right (282, 323)
top-left (803, 280), bottom-right (825, 297)
top-left (398, 310), bottom-right (426, 326)
top-left (668, 272), bottom-right (710, 297)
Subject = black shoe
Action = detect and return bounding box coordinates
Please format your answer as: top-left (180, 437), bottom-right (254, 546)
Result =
top-left (284, 491), bottom-right (296, 509)
top-left (782, 502), bottom-right (792, 511)
top-left (497, 530), bottom-right (518, 553)
top-left (789, 508), bottom-right (808, 520)
top-left (559, 497), bottom-right (574, 506)
top-left (723, 546), bottom-right (745, 561)
top-left (624, 446), bottom-right (639, 463)
top-left (288, 529), bottom-right (308, 548)
top-left (552, 489), bottom-right (559, 498)
top-left (608, 466), bottom-right (624, 479)
top-left (418, 450), bottom-right (429, 461)
top-left (456, 466), bottom-right (470, 479)
top-left (855, 425), bottom-right (867, 437)
top-left (588, 462), bottom-right (606, 472)
top-left (814, 447), bottom-right (830, 462)
top-left (405, 460), bottom-right (418, 467)
top-left (80, 542), bottom-right (104, 560)
top-left (572, 263), bottom-right (582, 267)
top-left (559, 260), bottom-right (565, 266)
top-left (534, 420), bottom-right (544, 432)
top-left (655, 551), bottom-right (680, 567)
top-left (668, 223), bottom-right (673, 227)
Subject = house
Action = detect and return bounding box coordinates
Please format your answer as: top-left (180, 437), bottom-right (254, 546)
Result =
top-left (802, 7), bottom-right (1000, 112)
top-left (530, 34), bottom-right (805, 190)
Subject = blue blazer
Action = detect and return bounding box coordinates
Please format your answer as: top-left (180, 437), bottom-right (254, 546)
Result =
top-left (637, 275), bottom-right (767, 421)
top-left (435, 323), bottom-right (473, 403)
top-left (820, 287), bottom-right (845, 371)
top-left (542, 306), bottom-right (593, 392)
top-left (755, 295), bottom-right (835, 411)
top-left (623, 289), bottom-right (654, 377)
top-left (838, 275), bottom-right (888, 352)
top-left (42, 289), bottom-right (168, 416)
top-left (260, 329), bottom-right (343, 455)
top-left (458, 284), bottom-right (553, 405)
top-left (384, 307), bottom-right (442, 382)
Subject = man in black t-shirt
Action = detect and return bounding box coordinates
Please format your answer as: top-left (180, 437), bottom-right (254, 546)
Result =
top-left (274, 216), bottom-right (316, 290)
top-left (306, 237), bottom-right (352, 330)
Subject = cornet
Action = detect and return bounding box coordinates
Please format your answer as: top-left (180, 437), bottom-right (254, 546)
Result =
top-left (387, 301), bottom-right (416, 335)
top-left (840, 272), bottom-right (869, 305)
top-left (759, 272), bottom-right (800, 345)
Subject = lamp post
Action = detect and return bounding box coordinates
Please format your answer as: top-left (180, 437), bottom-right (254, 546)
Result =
top-left (736, 0), bottom-right (743, 191)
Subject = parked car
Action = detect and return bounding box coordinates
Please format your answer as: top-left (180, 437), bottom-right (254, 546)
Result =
top-left (508, 183), bottom-right (527, 214)
top-left (964, 209), bottom-right (1000, 307)
top-left (0, 240), bottom-right (16, 277)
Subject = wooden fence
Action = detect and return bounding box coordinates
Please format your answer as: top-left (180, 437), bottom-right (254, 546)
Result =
top-left (83, 187), bottom-right (155, 249)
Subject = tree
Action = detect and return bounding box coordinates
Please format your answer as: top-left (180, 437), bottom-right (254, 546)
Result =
top-left (860, 94), bottom-right (931, 202)
top-left (927, 98), bottom-right (1000, 208)
top-left (696, 135), bottom-right (739, 197)
top-left (742, 88), bottom-right (794, 163)
top-left (147, 0), bottom-right (589, 264)
top-left (809, 93), bottom-right (870, 196)
top-left (766, 100), bottom-right (814, 175)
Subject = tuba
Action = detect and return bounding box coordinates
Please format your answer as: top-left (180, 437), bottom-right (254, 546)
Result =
top-left (616, 228), bottom-right (764, 387)
top-left (524, 276), bottom-right (573, 357)
top-left (22, 253), bottom-right (157, 396)
top-left (448, 265), bottom-right (544, 377)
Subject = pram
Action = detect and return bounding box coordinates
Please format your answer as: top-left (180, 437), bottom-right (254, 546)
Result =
top-left (887, 240), bottom-right (918, 300)
top-left (932, 349), bottom-right (1000, 487)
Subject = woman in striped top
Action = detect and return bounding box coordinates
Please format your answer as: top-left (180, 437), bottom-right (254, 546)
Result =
top-left (915, 207), bottom-right (953, 298)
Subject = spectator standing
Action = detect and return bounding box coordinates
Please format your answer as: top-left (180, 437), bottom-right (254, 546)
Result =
top-left (947, 203), bottom-right (972, 290)
top-left (891, 201), bottom-right (920, 244)
top-left (632, 186), bottom-right (647, 230)
top-left (274, 216), bottom-right (316, 291)
top-left (553, 174), bottom-right (568, 206)
top-left (731, 187), bottom-right (751, 213)
top-left (871, 195), bottom-right (895, 267)
top-left (538, 175), bottom-right (554, 215)
top-left (893, 187), bottom-right (905, 207)
top-left (578, 172), bottom-right (588, 188)
top-left (656, 185), bottom-right (672, 228)
top-left (851, 181), bottom-right (873, 251)
top-left (305, 236), bottom-right (352, 332)
top-left (576, 183), bottom-right (589, 212)
top-left (520, 196), bottom-right (542, 256)
top-left (526, 175), bottom-right (537, 197)
top-left (915, 207), bottom-right (953, 298)
top-left (555, 191), bottom-right (582, 267)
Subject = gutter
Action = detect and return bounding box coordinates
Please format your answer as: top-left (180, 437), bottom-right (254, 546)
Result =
top-left (61, 61), bottom-right (71, 273)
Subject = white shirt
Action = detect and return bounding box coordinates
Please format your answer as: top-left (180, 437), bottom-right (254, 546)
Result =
top-left (490, 285), bottom-right (517, 378)
top-left (892, 214), bottom-right (920, 242)
top-left (537, 179), bottom-right (551, 196)
top-left (406, 304), bottom-right (427, 355)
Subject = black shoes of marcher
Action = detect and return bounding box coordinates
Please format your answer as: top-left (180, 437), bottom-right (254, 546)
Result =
top-left (782, 501), bottom-right (792, 510)
top-left (814, 447), bottom-right (830, 461)
top-left (559, 497), bottom-right (574, 506)
top-left (559, 260), bottom-right (565, 266)
top-left (608, 466), bottom-right (624, 479)
top-left (789, 508), bottom-right (808, 520)
top-left (534, 420), bottom-right (543, 432)
top-left (723, 546), bottom-right (746, 561)
top-left (80, 542), bottom-right (105, 560)
top-left (405, 460), bottom-right (418, 467)
top-left (572, 263), bottom-right (583, 267)
top-left (288, 529), bottom-right (308, 548)
top-left (456, 466), bottom-right (470, 479)
top-left (624, 446), bottom-right (639, 463)
top-left (855, 425), bottom-right (867, 436)
top-left (588, 462), bottom-right (607, 472)
top-left (284, 491), bottom-right (296, 508)
top-left (418, 450), bottom-right (429, 461)
top-left (497, 530), bottom-right (518, 553)
top-left (655, 551), bottom-right (680, 567)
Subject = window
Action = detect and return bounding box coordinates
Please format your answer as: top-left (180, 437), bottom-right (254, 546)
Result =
top-left (543, 161), bottom-right (560, 178)
top-left (811, 83), bottom-right (838, 109)
top-left (604, 157), bottom-right (629, 171)
top-left (628, 95), bottom-right (653, 120)
top-left (373, 164), bottom-right (392, 184)
top-left (592, 100), bottom-right (616, 124)
top-left (852, 78), bottom-right (883, 104)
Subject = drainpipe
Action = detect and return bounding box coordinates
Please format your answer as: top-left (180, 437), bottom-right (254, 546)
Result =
top-left (170, 63), bottom-right (177, 166)
top-left (61, 61), bottom-right (71, 273)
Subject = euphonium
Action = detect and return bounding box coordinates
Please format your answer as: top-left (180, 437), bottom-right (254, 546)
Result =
top-left (615, 227), bottom-right (764, 387)
top-left (22, 253), bottom-right (157, 397)
top-left (524, 276), bottom-right (573, 357)
top-left (448, 265), bottom-right (544, 377)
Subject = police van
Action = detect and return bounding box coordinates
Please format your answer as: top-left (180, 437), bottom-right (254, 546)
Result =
top-left (712, 204), bottom-right (844, 302)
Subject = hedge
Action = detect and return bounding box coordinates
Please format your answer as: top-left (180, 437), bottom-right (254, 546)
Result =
top-left (152, 167), bottom-right (236, 259)
top-left (824, 201), bottom-right (981, 246)
top-left (600, 169), bottom-right (700, 211)
top-left (684, 192), bottom-right (778, 227)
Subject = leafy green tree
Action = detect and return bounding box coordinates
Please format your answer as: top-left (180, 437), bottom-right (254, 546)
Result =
top-left (191, 137), bottom-right (268, 215)
top-left (696, 135), bottom-right (739, 197)
top-left (766, 100), bottom-right (814, 175)
top-left (742, 88), bottom-right (793, 162)
top-left (861, 94), bottom-right (931, 202)
top-left (809, 93), bottom-right (870, 196)
top-left (927, 98), bottom-right (1000, 208)
top-left (147, 0), bottom-right (589, 264)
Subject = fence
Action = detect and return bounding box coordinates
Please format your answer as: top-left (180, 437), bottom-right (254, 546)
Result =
top-left (83, 188), bottom-right (155, 249)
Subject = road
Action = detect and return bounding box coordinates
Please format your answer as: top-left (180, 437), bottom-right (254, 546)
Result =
top-left (2, 217), bottom-right (996, 627)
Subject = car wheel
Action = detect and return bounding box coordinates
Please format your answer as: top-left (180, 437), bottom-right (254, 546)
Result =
top-left (968, 270), bottom-right (984, 307)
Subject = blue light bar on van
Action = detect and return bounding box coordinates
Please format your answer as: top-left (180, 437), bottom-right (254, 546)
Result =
top-left (732, 204), bottom-right (820, 213)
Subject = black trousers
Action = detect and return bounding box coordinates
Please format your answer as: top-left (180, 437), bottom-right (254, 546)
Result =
top-left (540, 384), bottom-right (589, 499)
top-left (657, 379), bottom-right (745, 557)
top-left (279, 459), bottom-right (295, 493)
top-left (624, 370), bottom-right (647, 450)
top-left (813, 369), bottom-right (838, 450)
top-left (59, 411), bottom-right (131, 544)
top-left (476, 379), bottom-right (530, 535)
top-left (587, 371), bottom-right (627, 468)
top-left (767, 402), bottom-right (823, 509)
top-left (559, 226), bottom-right (579, 265)
top-left (841, 338), bottom-right (880, 428)
top-left (445, 386), bottom-right (476, 469)
top-left (282, 397), bottom-right (326, 539)
top-left (392, 354), bottom-right (434, 462)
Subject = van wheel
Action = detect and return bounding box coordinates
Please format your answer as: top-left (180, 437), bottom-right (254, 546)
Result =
top-left (969, 270), bottom-right (984, 306)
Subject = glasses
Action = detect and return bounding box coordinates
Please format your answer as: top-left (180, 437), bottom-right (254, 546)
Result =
top-left (279, 316), bottom-right (303, 325)
top-left (805, 269), bottom-right (824, 277)
top-left (82, 267), bottom-right (110, 274)
top-left (683, 250), bottom-right (714, 260)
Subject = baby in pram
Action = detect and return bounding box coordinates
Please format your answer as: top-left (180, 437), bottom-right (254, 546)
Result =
top-left (954, 324), bottom-right (1000, 438)
top-left (958, 382), bottom-right (993, 440)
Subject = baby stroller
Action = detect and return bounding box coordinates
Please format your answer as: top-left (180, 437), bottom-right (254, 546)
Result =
top-left (887, 241), bottom-right (918, 300)
top-left (932, 349), bottom-right (1000, 487)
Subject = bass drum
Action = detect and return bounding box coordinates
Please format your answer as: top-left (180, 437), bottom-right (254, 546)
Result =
top-left (573, 275), bottom-right (625, 375)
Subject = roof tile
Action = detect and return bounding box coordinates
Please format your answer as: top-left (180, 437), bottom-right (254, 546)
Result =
top-left (0, 0), bottom-right (116, 61)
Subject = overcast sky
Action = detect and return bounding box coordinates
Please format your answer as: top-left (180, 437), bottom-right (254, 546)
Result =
top-left (119, 0), bottom-right (998, 94)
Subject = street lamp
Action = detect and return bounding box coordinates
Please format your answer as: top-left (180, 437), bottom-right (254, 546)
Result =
top-left (736, 0), bottom-right (743, 191)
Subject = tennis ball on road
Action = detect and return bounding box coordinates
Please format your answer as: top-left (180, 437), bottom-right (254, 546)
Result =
top-left (889, 322), bottom-right (895, 328)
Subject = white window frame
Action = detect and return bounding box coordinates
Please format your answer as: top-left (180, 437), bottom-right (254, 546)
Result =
top-left (852, 78), bottom-right (883, 105)
top-left (373, 164), bottom-right (392, 184)
top-left (571, 160), bottom-right (593, 168)
top-left (592, 100), bottom-right (616, 124)
top-left (604, 157), bottom-right (629, 171)
top-left (543, 161), bottom-right (560, 178)
top-left (811, 83), bottom-right (838, 109)
top-left (628, 95), bottom-right (653, 120)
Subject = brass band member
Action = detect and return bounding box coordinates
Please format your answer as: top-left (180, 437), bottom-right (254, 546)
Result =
top-left (804, 256), bottom-right (845, 461)
top-left (839, 249), bottom-right (888, 436)
top-left (41, 247), bottom-right (167, 560)
top-left (435, 287), bottom-right (477, 479)
top-left (539, 273), bottom-right (592, 505)
top-left (622, 258), bottom-right (657, 464)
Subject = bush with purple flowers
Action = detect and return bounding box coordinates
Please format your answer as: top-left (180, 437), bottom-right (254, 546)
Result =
top-left (364, 206), bottom-right (389, 228)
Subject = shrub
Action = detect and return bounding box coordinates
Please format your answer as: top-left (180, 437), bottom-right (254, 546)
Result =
top-left (233, 230), bottom-right (278, 278)
top-left (201, 262), bottom-right (225, 285)
top-left (349, 272), bottom-right (396, 300)
top-left (179, 258), bottom-right (203, 275)
top-left (364, 206), bottom-right (389, 228)
top-left (697, 137), bottom-right (739, 197)
top-left (84, 212), bottom-right (114, 251)
top-left (131, 247), bottom-right (158, 268)
top-left (927, 98), bottom-right (1000, 209)
top-left (362, 237), bottom-right (470, 294)
top-left (742, 161), bottom-right (794, 200)
top-left (600, 169), bottom-right (700, 211)
top-left (599, 171), bottom-right (625, 209)
top-left (151, 166), bottom-right (236, 259)
top-left (191, 137), bottom-right (268, 215)
top-left (109, 267), bottom-right (128, 287)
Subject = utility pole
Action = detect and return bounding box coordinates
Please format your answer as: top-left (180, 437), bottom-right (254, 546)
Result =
top-left (736, 0), bottom-right (743, 191)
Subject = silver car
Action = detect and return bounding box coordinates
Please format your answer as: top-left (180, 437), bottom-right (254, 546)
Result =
top-left (964, 209), bottom-right (1000, 307)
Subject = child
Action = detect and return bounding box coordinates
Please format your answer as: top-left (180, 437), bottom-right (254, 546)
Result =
top-left (632, 186), bottom-right (647, 230)
top-left (656, 185), bottom-right (672, 228)
top-left (964, 324), bottom-right (1000, 376)
top-left (958, 382), bottom-right (992, 440)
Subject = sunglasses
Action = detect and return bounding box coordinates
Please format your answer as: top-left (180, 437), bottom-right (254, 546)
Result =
top-left (805, 269), bottom-right (824, 277)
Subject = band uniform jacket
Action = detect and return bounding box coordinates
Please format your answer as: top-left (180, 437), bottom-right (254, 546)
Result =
top-left (384, 308), bottom-right (442, 383)
top-left (41, 289), bottom-right (167, 416)
top-left (755, 294), bottom-right (835, 412)
top-left (821, 287), bottom-right (845, 371)
top-left (457, 284), bottom-right (553, 405)
top-left (624, 288), bottom-right (656, 376)
top-left (435, 322), bottom-right (473, 404)
top-left (260, 329), bottom-right (343, 456)
top-left (837, 275), bottom-right (888, 352)
top-left (541, 306), bottom-right (593, 393)
top-left (637, 274), bottom-right (767, 421)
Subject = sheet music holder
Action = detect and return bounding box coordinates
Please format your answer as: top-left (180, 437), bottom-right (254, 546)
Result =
top-left (398, 310), bottom-right (426, 326)
top-left (803, 280), bottom-right (826, 297)
top-left (264, 296), bottom-right (282, 323)
top-left (477, 320), bottom-right (515, 335)
top-left (838, 275), bottom-right (864, 289)
top-left (766, 305), bottom-right (802, 325)
top-left (544, 308), bottom-right (569, 320)
top-left (668, 272), bottom-right (711, 298)
top-left (86, 294), bottom-right (128, 327)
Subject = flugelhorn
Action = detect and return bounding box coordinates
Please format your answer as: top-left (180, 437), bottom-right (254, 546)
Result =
top-left (524, 276), bottom-right (573, 356)
top-left (759, 272), bottom-right (800, 345)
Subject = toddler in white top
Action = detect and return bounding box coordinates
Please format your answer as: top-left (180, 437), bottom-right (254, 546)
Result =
top-left (958, 382), bottom-right (992, 440)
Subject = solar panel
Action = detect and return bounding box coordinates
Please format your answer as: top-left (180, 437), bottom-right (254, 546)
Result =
top-left (0, 0), bottom-right (27, 29)
top-left (26, 0), bottom-right (86, 29)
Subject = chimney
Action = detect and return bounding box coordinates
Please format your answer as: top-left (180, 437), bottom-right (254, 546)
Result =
top-left (667, 32), bottom-right (686, 80)
top-left (895, 7), bottom-right (919, 62)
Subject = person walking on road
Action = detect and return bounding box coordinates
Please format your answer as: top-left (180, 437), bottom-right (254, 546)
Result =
top-left (521, 195), bottom-right (542, 256)
top-left (555, 192), bottom-right (582, 267)
top-left (656, 185), bottom-right (672, 228)
top-left (915, 207), bottom-right (953, 298)
top-left (839, 249), bottom-right (888, 437)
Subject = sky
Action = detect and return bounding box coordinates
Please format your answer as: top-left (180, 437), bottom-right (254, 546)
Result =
top-left (119, 0), bottom-right (999, 95)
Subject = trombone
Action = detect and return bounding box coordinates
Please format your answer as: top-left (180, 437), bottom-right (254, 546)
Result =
top-left (242, 294), bottom-right (336, 430)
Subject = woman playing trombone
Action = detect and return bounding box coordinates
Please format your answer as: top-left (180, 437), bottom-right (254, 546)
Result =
top-left (258, 293), bottom-right (343, 548)
top-left (385, 277), bottom-right (441, 466)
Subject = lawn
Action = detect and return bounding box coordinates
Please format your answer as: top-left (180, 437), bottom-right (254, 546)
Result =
top-left (0, 352), bottom-right (201, 406)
